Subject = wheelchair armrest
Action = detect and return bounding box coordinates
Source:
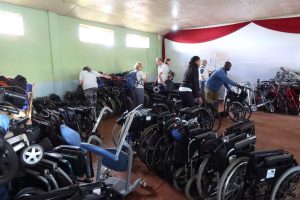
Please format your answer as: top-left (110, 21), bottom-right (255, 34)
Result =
top-left (87, 135), bottom-right (103, 147)
top-left (80, 143), bottom-right (117, 161)
top-left (192, 130), bottom-right (217, 140)
top-left (234, 136), bottom-right (256, 150)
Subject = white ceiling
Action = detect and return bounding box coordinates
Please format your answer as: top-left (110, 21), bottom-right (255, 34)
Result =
top-left (1, 0), bottom-right (300, 35)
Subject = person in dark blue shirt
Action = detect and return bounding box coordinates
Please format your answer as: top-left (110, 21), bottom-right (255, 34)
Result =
top-left (205, 61), bottom-right (241, 111)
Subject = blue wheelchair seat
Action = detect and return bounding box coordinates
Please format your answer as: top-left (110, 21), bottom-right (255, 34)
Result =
top-left (60, 125), bottom-right (129, 172)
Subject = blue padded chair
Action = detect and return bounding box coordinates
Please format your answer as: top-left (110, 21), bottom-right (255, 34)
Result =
top-left (60, 125), bottom-right (129, 172)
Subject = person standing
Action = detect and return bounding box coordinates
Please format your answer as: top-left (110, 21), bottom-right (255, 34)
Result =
top-left (79, 66), bottom-right (111, 107)
top-left (156, 57), bottom-right (169, 92)
top-left (179, 56), bottom-right (201, 107)
top-left (205, 61), bottom-right (242, 111)
top-left (199, 59), bottom-right (209, 103)
top-left (164, 58), bottom-right (175, 81)
top-left (131, 62), bottom-right (147, 108)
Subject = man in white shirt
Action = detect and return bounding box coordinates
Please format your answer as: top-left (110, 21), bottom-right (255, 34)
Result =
top-left (199, 59), bottom-right (209, 102)
top-left (156, 58), bottom-right (169, 85)
top-left (156, 58), bottom-right (169, 94)
top-left (79, 66), bottom-right (111, 107)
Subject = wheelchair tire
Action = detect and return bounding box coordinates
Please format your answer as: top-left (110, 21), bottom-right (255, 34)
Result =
top-left (144, 93), bottom-right (150, 107)
top-left (150, 136), bottom-right (166, 174)
top-left (162, 143), bottom-right (175, 180)
top-left (0, 140), bottom-right (18, 184)
top-left (185, 175), bottom-right (199, 200)
top-left (112, 123), bottom-right (122, 147)
top-left (196, 155), bottom-right (220, 198)
top-left (270, 166), bottom-right (300, 200)
top-left (138, 124), bottom-right (158, 163)
top-left (173, 167), bottom-right (187, 191)
top-left (106, 98), bottom-right (117, 117)
top-left (227, 102), bottom-right (246, 122)
top-left (145, 133), bottom-right (161, 171)
top-left (197, 108), bottom-right (214, 131)
top-left (114, 97), bottom-right (122, 113)
top-left (216, 156), bottom-right (249, 200)
top-left (266, 102), bottom-right (275, 113)
top-left (244, 102), bottom-right (252, 120)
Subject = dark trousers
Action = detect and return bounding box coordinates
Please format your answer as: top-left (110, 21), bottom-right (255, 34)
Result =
top-left (131, 88), bottom-right (144, 108)
top-left (179, 91), bottom-right (195, 107)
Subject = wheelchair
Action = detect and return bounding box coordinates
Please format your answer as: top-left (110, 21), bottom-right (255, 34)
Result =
top-left (60, 105), bottom-right (146, 197)
top-left (224, 86), bottom-right (252, 122)
top-left (193, 119), bottom-right (256, 200)
top-left (217, 149), bottom-right (300, 200)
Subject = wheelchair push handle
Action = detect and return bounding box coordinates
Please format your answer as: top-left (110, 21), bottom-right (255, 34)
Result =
top-left (124, 104), bottom-right (143, 118)
top-left (100, 106), bottom-right (113, 114)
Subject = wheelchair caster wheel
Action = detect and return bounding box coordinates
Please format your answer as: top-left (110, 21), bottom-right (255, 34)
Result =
top-left (140, 180), bottom-right (147, 188)
top-left (21, 144), bottom-right (44, 166)
top-left (105, 169), bottom-right (112, 177)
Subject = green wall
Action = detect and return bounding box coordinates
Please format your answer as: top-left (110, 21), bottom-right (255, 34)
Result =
top-left (0, 2), bottom-right (162, 96)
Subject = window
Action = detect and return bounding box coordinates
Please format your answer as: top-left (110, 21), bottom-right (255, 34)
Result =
top-left (126, 33), bottom-right (149, 48)
top-left (0, 11), bottom-right (24, 36)
top-left (79, 24), bottom-right (114, 46)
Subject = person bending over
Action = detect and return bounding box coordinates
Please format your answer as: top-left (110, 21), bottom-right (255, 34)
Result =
top-left (205, 61), bottom-right (241, 112)
top-left (79, 66), bottom-right (111, 107)
top-left (179, 56), bottom-right (201, 107)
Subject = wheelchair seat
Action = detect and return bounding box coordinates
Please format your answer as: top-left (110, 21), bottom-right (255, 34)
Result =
top-left (60, 125), bottom-right (129, 172)
top-left (225, 120), bottom-right (255, 135)
top-left (190, 130), bottom-right (217, 140)
top-left (261, 154), bottom-right (294, 169)
top-left (250, 149), bottom-right (285, 161)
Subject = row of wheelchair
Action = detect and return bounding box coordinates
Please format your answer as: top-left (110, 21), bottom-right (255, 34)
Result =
top-left (0, 87), bottom-right (149, 199)
top-left (117, 104), bottom-right (299, 199)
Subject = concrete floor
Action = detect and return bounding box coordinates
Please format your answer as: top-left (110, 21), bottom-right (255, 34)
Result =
top-left (97, 111), bottom-right (300, 200)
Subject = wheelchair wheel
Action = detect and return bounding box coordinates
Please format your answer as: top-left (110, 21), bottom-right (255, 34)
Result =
top-left (145, 133), bottom-right (161, 171)
top-left (0, 140), bottom-right (18, 184)
top-left (138, 124), bottom-right (159, 162)
top-left (197, 156), bottom-right (220, 198)
top-left (106, 98), bottom-right (117, 117)
top-left (112, 97), bottom-right (122, 114)
top-left (185, 175), bottom-right (199, 200)
top-left (266, 102), bottom-right (275, 113)
top-left (227, 102), bottom-right (246, 122)
top-left (217, 157), bottom-right (248, 200)
top-left (197, 108), bottom-right (214, 131)
top-left (162, 143), bottom-right (175, 180)
top-left (21, 144), bottom-right (44, 166)
top-left (150, 136), bottom-right (167, 173)
top-left (173, 167), bottom-right (187, 191)
top-left (112, 123), bottom-right (122, 147)
top-left (144, 93), bottom-right (150, 107)
top-left (270, 166), bottom-right (300, 200)
top-left (243, 102), bottom-right (252, 120)
top-left (204, 103), bottom-right (221, 131)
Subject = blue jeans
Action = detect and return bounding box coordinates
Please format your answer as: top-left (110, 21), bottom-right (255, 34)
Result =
top-left (200, 81), bottom-right (206, 97)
